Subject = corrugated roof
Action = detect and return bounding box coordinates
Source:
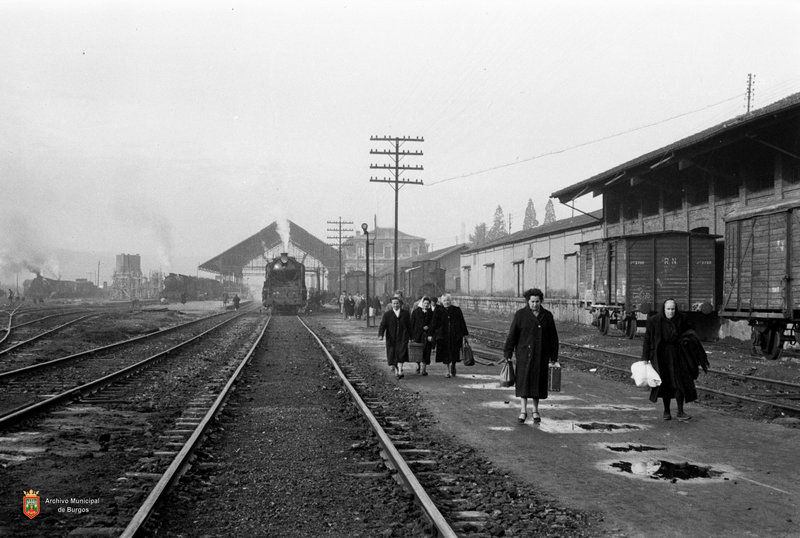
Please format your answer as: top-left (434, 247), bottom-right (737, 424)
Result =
top-left (462, 209), bottom-right (602, 254)
top-left (551, 91), bottom-right (800, 203)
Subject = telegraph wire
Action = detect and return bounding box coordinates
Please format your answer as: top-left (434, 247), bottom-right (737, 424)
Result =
top-left (427, 93), bottom-right (744, 186)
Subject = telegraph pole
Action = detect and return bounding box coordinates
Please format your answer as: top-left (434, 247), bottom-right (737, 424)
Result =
top-left (369, 136), bottom-right (423, 292)
top-left (326, 217), bottom-right (353, 299)
top-left (746, 73), bottom-right (756, 113)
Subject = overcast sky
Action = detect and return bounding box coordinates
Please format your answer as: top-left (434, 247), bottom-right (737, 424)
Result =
top-left (2, 0), bottom-right (799, 283)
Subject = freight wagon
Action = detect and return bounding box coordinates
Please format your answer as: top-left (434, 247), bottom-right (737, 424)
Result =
top-left (578, 231), bottom-right (719, 338)
top-left (721, 199), bottom-right (800, 359)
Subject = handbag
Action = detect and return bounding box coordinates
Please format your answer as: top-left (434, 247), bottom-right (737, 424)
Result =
top-left (500, 359), bottom-right (515, 387)
top-left (548, 361), bottom-right (561, 392)
top-left (461, 339), bottom-right (475, 366)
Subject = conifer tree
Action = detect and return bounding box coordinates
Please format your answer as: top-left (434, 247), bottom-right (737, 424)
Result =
top-left (543, 199), bottom-right (557, 225)
top-left (487, 205), bottom-right (509, 241)
top-left (522, 198), bottom-right (539, 230)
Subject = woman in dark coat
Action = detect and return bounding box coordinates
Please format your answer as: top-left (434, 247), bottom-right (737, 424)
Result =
top-left (378, 296), bottom-right (412, 378)
top-left (642, 298), bottom-right (697, 421)
top-left (503, 288), bottom-right (559, 424)
top-left (434, 293), bottom-right (469, 378)
top-left (410, 296), bottom-right (434, 375)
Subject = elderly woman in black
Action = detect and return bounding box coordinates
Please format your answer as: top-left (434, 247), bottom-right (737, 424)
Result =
top-left (434, 293), bottom-right (469, 378)
top-left (503, 288), bottom-right (559, 424)
top-left (641, 298), bottom-right (696, 421)
top-left (410, 296), bottom-right (434, 375)
top-left (378, 296), bottom-right (412, 379)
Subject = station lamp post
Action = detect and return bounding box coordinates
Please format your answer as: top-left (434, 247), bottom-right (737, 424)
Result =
top-left (362, 223), bottom-right (370, 328)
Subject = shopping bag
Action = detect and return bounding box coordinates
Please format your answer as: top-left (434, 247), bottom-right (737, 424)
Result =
top-left (631, 361), bottom-right (661, 388)
top-left (548, 361), bottom-right (561, 392)
top-left (461, 340), bottom-right (475, 366)
top-left (500, 360), bottom-right (515, 387)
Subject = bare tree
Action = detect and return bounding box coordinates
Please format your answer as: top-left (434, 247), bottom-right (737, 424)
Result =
top-left (469, 222), bottom-right (488, 247)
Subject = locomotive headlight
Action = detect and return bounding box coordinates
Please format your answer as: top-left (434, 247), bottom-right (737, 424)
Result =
top-left (280, 253), bottom-right (289, 264)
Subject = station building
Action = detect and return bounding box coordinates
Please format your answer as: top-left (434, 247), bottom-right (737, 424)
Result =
top-left (455, 211), bottom-right (602, 321)
top-left (550, 91), bottom-right (800, 339)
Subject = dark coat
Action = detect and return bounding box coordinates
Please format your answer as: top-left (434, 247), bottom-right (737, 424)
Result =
top-left (679, 330), bottom-right (710, 379)
top-left (504, 306), bottom-right (559, 399)
top-left (641, 312), bottom-right (697, 403)
top-left (410, 307), bottom-right (434, 364)
top-left (378, 308), bottom-right (411, 366)
top-left (433, 305), bottom-right (468, 363)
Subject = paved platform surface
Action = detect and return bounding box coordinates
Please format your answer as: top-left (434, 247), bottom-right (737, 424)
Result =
top-left (320, 313), bottom-right (799, 538)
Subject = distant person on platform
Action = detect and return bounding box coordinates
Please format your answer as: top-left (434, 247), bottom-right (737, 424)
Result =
top-left (378, 295), bottom-right (411, 379)
top-left (503, 288), bottom-right (559, 425)
top-left (233, 294), bottom-right (240, 311)
top-left (434, 293), bottom-right (469, 378)
top-left (641, 298), bottom-right (708, 421)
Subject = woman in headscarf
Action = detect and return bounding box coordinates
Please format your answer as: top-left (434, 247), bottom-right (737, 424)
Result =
top-left (433, 293), bottom-right (469, 378)
top-left (641, 298), bottom-right (696, 421)
top-left (410, 296), bottom-right (434, 375)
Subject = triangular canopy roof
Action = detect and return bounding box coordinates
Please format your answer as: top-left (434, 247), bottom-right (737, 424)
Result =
top-left (198, 220), bottom-right (340, 276)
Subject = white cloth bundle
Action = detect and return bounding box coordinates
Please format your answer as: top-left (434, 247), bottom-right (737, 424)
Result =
top-left (631, 361), bottom-right (661, 388)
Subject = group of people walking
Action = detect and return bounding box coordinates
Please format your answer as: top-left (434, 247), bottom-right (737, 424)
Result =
top-left (379, 287), bottom-right (705, 426)
top-left (340, 292), bottom-right (379, 321)
top-left (378, 292), bottom-right (468, 379)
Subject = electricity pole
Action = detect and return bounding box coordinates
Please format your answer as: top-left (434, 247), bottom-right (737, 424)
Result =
top-left (326, 217), bottom-right (353, 299)
top-left (746, 73), bottom-right (756, 114)
top-left (369, 135), bottom-right (423, 292)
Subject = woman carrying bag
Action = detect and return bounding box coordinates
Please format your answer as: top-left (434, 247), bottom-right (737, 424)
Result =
top-left (503, 288), bottom-right (559, 424)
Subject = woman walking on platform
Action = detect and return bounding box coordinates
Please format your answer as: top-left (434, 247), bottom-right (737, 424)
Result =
top-left (410, 296), bottom-right (434, 375)
top-left (641, 298), bottom-right (699, 421)
top-left (378, 296), bottom-right (412, 378)
top-left (434, 293), bottom-right (469, 378)
top-left (503, 288), bottom-right (559, 424)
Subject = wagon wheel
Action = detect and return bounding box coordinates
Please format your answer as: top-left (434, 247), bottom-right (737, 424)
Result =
top-left (599, 313), bottom-right (610, 336)
top-left (762, 326), bottom-right (784, 361)
top-left (625, 316), bottom-right (638, 339)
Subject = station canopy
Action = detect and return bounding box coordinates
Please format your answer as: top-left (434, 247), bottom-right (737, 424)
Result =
top-left (198, 220), bottom-right (340, 282)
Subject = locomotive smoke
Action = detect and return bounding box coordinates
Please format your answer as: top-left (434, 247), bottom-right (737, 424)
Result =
top-left (277, 218), bottom-right (290, 253)
top-left (0, 212), bottom-right (61, 282)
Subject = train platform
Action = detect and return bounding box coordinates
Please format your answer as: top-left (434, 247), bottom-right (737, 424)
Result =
top-left (319, 313), bottom-right (799, 538)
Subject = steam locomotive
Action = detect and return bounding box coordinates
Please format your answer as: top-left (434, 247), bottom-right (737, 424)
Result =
top-left (262, 253), bottom-right (307, 313)
top-left (24, 275), bottom-right (101, 303)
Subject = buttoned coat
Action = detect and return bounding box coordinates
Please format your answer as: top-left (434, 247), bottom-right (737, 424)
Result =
top-left (378, 308), bottom-right (411, 366)
top-left (503, 306), bottom-right (559, 399)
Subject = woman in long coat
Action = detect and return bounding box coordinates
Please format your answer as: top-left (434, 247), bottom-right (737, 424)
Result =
top-left (503, 288), bottom-right (559, 424)
top-left (641, 298), bottom-right (696, 421)
top-left (410, 296), bottom-right (434, 375)
top-left (433, 293), bottom-right (469, 378)
top-left (378, 296), bottom-right (412, 378)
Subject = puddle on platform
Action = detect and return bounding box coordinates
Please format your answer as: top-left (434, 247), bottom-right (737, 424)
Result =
top-left (488, 426), bottom-right (516, 432)
top-left (604, 443), bottom-right (665, 453)
top-left (460, 382), bottom-right (518, 390)
top-left (537, 420), bottom-right (646, 434)
top-left (607, 459), bottom-right (726, 482)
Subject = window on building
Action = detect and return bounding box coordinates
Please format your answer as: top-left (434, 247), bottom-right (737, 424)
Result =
top-left (745, 150), bottom-right (774, 194)
top-left (357, 246), bottom-right (364, 258)
top-left (641, 181), bottom-right (660, 217)
top-left (564, 252), bottom-right (578, 299)
top-left (662, 182), bottom-right (683, 212)
top-left (383, 245), bottom-right (392, 258)
top-left (715, 177), bottom-right (739, 200)
top-left (622, 198), bottom-right (640, 220)
top-left (484, 263), bottom-right (494, 295)
top-left (605, 193), bottom-right (620, 224)
top-left (462, 266), bottom-right (471, 294)
top-left (513, 261), bottom-right (524, 297)
top-left (535, 257), bottom-right (549, 296)
top-left (686, 177), bottom-right (709, 206)
top-left (787, 163), bottom-right (800, 186)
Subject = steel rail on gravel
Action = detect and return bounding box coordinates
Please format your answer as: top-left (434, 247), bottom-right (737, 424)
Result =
top-left (0, 311), bottom-right (251, 429)
top-left (120, 315), bottom-right (272, 538)
top-left (0, 309), bottom-right (237, 380)
top-left (0, 313), bottom-right (97, 356)
top-left (298, 316), bottom-right (458, 538)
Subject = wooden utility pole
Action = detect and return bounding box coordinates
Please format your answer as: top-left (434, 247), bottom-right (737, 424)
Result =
top-left (746, 73), bottom-right (756, 114)
top-left (369, 136), bottom-right (424, 292)
top-left (326, 217), bottom-right (353, 299)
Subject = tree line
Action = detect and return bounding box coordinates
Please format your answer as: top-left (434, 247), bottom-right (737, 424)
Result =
top-left (469, 198), bottom-right (557, 247)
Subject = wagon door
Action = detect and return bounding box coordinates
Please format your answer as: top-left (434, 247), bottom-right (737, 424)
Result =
top-left (626, 236), bottom-right (655, 313)
top-left (654, 234), bottom-right (691, 310)
top-left (750, 210), bottom-right (788, 311)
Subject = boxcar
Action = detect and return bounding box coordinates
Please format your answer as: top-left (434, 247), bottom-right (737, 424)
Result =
top-left (578, 231), bottom-right (718, 338)
top-left (401, 260), bottom-right (445, 301)
top-left (721, 198), bottom-right (800, 359)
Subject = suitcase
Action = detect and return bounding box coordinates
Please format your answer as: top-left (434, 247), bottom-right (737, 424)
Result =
top-left (548, 361), bottom-right (561, 392)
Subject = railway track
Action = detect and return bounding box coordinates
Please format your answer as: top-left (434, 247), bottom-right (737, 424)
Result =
top-left (0, 309), bottom-right (269, 535)
top-left (466, 323), bottom-right (800, 418)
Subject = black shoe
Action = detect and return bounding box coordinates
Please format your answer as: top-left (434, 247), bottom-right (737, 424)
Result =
top-left (676, 412), bottom-right (692, 421)
top-left (663, 413), bottom-right (672, 421)
top-left (415, 364), bottom-right (420, 373)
